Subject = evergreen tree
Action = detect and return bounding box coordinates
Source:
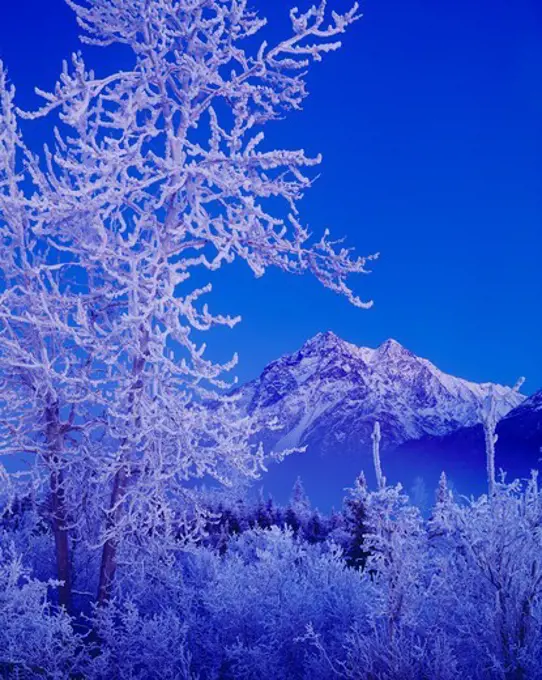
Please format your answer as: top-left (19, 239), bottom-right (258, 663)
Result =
top-left (285, 477), bottom-right (311, 536)
top-left (304, 511), bottom-right (328, 545)
top-left (343, 473), bottom-right (371, 570)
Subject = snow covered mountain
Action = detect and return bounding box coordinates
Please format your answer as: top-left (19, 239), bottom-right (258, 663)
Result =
top-left (238, 331), bottom-right (525, 458)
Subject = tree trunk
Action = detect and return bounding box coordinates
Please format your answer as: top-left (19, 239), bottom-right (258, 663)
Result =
top-left (97, 466), bottom-right (128, 605)
top-left (97, 340), bottom-right (148, 605)
top-left (45, 403), bottom-right (72, 612)
top-left (484, 422), bottom-right (496, 497)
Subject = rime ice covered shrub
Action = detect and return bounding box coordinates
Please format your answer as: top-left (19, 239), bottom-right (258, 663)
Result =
top-left (2, 474), bottom-right (542, 678)
top-left (426, 474), bottom-right (542, 680)
top-left (195, 527), bottom-right (370, 679)
top-left (302, 478), bottom-right (457, 680)
top-left (86, 604), bottom-right (197, 680)
top-left (84, 527), bottom-right (370, 680)
top-left (0, 545), bottom-right (83, 678)
top-left (303, 475), bottom-right (542, 680)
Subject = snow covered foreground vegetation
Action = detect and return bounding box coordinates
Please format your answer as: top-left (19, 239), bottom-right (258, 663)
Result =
top-left (2, 470), bottom-right (542, 679)
top-left (1, 0), bottom-right (541, 677)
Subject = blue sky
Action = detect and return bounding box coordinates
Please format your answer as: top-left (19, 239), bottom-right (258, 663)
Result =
top-left (1, 0), bottom-right (541, 393)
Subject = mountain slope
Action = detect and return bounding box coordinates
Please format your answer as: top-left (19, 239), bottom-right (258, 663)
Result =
top-left (499, 389), bottom-right (542, 445)
top-left (235, 332), bottom-right (526, 508)
top-left (385, 389), bottom-right (542, 501)
top-left (239, 331), bottom-right (524, 455)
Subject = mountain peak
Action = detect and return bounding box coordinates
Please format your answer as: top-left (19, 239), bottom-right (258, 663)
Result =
top-left (304, 333), bottom-right (407, 360)
top-left (300, 331), bottom-right (357, 359)
top-left (240, 333), bottom-right (526, 455)
top-left (304, 333), bottom-right (411, 360)
top-left (376, 338), bottom-right (409, 357)
top-left (304, 330), bottom-right (342, 348)
top-left (380, 338), bottom-right (402, 349)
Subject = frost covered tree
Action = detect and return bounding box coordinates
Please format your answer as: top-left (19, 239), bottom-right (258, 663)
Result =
top-left (342, 472), bottom-right (371, 569)
top-left (0, 0), bottom-right (373, 606)
top-left (428, 473), bottom-right (542, 679)
top-left (481, 387), bottom-right (499, 496)
top-left (481, 378), bottom-right (525, 496)
top-left (0, 66), bottom-right (104, 611)
top-left (284, 476), bottom-right (311, 533)
top-left (371, 420), bottom-right (384, 490)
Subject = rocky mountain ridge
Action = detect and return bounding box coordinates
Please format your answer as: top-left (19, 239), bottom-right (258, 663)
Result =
top-left (237, 331), bottom-right (525, 457)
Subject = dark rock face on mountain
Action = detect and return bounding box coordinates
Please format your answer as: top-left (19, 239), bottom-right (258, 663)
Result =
top-left (386, 390), bottom-right (542, 501)
top-left (237, 332), bottom-right (527, 508)
top-left (499, 389), bottom-right (542, 449)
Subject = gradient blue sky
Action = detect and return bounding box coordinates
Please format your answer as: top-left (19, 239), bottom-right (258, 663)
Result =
top-left (1, 0), bottom-right (541, 393)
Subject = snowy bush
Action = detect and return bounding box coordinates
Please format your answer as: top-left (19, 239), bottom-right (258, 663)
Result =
top-left (0, 545), bottom-right (83, 678)
top-left (1, 471), bottom-right (542, 678)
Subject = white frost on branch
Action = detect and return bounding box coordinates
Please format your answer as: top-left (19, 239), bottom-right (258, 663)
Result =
top-left (480, 377), bottom-right (525, 497)
top-left (1, 0), bottom-right (373, 604)
top-left (371, 420), bottom-right (385, 490)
